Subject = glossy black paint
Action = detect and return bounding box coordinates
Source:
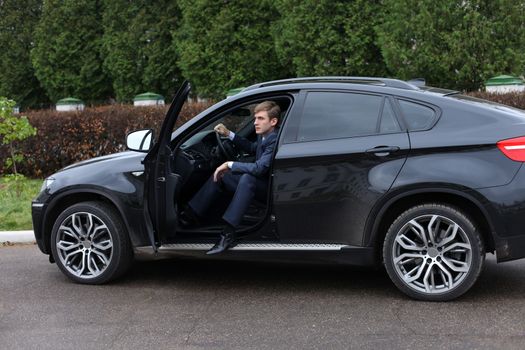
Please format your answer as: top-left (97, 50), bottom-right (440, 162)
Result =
top-left (32, 79), bottom-right (525, 265)
top-left (273, 132), bottom-right (409, 245)
top-left (477, 165), bottom-right (525, 261)
top-left (143, 81), bottom-right (191, 247)
top-left (32, 151), bottom-right (149, 254)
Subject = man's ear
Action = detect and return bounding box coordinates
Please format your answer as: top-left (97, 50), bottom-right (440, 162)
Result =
top-left (270, 117), bottom-right (278, 126)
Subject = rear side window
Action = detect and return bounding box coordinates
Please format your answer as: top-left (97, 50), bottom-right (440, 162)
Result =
top-left (397, 100), bottom-right (435, 130)
top-left (297, 92), bottom-right (383, 141)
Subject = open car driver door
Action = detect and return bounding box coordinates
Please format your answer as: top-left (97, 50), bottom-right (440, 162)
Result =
top-left (143, 81), bottom-right (191, 249)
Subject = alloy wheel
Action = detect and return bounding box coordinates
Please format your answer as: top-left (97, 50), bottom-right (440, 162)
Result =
top-left (55, 212), bottom-right (114, 279)
top-left (391, 214), bottom-right (472, 294)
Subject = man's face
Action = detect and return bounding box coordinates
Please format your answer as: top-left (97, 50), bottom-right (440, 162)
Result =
top-left (254, 110), bottom-right (278, 135)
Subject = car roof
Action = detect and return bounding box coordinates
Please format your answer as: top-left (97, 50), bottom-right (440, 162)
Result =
top-left (223, 78), bottom-right (458, 106)
top-left (243, 76), bottom-right (419, 91)
top-left (241, 76), bottom-right (459, 97)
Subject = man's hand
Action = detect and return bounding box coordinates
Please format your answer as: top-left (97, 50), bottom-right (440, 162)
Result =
top-left (214, 123), bottom-right (230, 137)
top-left (213, 162), bottom-right (230, 182)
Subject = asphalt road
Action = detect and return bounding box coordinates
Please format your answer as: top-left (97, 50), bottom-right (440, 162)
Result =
top-left (1, 245), bottom-right (525, 350)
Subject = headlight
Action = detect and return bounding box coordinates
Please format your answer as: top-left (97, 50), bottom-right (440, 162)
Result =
top-left (40, 177), bottom-right (55, 193)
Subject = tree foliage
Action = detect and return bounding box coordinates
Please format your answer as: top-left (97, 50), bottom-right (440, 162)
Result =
top-left (102, 0), bottom-right (181, 101)
top-left (273, 0), bottom-right (387, 77)
top-left (176, 0), bottom-right (291, 98)
top-left (31, 0), bottom-right (111, 103)
top-left (0, 0), bottom-right (524, 105)
top-left (0, 0), bottom-right (49, 109)
top-left (377, 0), bottom-right (525, 91)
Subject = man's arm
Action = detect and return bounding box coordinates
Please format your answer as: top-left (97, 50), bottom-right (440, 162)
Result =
top-left (231, 133), bottom-right (257, 154)
top-left (214, 123), bottom-right (256, 154)
top-left (230, 135), bottom-right (276, 177)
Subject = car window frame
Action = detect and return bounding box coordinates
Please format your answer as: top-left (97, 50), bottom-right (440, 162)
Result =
top-left (377, 97), bottom-right (402, 134)
top-left (172, 93), bottom-right (296, 152)
top-left (283, 89), bottom-right (407, 144)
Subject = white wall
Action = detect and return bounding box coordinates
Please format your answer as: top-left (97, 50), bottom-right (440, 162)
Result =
top-left (133, 100), bottom-right (165, 106)
top-left (56, 104), bottom-right (85, 112)
top-left (486, 85), bottom-right (525, 93)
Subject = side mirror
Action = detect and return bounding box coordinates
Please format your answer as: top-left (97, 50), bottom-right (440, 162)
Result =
top-left (126, 129), bottom-right (154, 152)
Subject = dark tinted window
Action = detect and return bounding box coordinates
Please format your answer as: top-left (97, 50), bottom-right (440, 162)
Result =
top-left (380, 99), bottom-right (401, 133)
top-left (297, 92), bottom-right (383, 141)
top-left (398, 100), bottom-right (435, 130)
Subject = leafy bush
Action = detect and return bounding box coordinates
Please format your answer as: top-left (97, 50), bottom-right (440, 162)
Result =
top-left (0, 97), bottom-right (37, 175)
top-left (467, 91), bottom-right (525, 110)
top-left (0, 102), bottom-right (212, 178)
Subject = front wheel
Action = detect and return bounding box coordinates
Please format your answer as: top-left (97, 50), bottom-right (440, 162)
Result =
top-left (50, 201), bottom-right (133, 284)
top-left (383, 203), bottom-right (485, 301)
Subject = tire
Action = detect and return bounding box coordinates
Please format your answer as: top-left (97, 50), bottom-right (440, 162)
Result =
top-left (383, 203), bottom-right (485, 301)
top-left (50, 201), bottom-right (133, 284)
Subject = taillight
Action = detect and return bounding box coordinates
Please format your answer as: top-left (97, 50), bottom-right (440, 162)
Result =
top-left (497, 136), bottom-right (525, 161)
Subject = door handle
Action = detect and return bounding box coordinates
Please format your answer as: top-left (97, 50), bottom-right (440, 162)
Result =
top-left (365, 146), bottom-right (400, 156)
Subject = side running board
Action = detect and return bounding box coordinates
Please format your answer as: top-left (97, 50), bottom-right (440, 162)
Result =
top-left (158, 243), bottom-right (347, 251)
top-left (133, 243), bottom-right (376, 265)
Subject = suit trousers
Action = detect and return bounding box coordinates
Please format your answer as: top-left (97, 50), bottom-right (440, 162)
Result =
top-left (188, 172), bottom-right (268, 228)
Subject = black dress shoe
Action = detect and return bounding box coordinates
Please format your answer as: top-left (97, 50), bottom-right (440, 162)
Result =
top-left (179, 207), bottom-right (200, 227)
top-left (206, 231), bottom-right (236, 255)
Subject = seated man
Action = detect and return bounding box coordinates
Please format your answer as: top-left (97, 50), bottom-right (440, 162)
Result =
top-left (181, 100), bottom-right (281, 255)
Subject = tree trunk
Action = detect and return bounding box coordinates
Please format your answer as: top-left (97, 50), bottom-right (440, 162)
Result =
top-left (9, 142), bottom-right (18, 175)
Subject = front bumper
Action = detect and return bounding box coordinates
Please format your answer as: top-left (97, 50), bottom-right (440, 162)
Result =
top-left (31, 201), bottom-right (48, 254)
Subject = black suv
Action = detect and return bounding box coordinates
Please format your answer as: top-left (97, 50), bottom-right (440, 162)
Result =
top-left (32, 77), bottom-right (525, 301)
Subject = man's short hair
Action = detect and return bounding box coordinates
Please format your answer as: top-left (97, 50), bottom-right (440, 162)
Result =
top-left (254, 101), bottom-right (281, 120)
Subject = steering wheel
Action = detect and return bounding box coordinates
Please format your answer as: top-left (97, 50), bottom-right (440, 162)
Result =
top-left (215, 132), bottom-right (237, 159)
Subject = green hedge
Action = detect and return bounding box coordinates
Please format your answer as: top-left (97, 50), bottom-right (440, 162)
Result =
top-left (0, 102), bottom-right (212, 178)
top-left (1, 92), bottom-right (525, 179)
top-left (467, 91), bottom-right (525, 110)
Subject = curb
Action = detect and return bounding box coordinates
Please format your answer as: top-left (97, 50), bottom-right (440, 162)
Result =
top-left (0, 230), bottom-right (36, 244)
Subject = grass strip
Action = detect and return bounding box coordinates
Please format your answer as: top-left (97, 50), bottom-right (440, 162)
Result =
top-left (0, 177), bottom-right (42, 231)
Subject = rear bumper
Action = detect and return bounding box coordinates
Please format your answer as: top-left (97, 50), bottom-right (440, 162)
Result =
top-left (496, 235), bottom-right (525, 262)
top-left (478, 164), bottom-right (525, 262)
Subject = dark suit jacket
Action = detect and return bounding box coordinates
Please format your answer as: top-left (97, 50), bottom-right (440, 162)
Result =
top-left (230, 130), bottom-right (278, 178)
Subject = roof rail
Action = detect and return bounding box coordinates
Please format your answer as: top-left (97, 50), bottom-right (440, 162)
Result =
top-left (242, 76), bottom-right (419, 92)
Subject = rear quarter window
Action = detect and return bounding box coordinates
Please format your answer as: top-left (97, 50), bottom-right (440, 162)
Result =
top-left (397, 99), bottom-right (436, 131)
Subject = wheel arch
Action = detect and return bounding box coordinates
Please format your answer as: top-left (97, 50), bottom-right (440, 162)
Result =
top-left (42, 190), bottom-right (132, 254)
top-left (366, 188), bottom-right (496, 261)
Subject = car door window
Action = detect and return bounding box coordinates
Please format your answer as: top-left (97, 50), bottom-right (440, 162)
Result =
top-left (200, 107), bottom-right (254, 134)
top-left (179, 97), bottom-right (292, 150)
top-left (297, 92), bottom-right (383, 142)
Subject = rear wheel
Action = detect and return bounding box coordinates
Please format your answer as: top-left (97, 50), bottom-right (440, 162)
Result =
top-left (383, 203), bottom-right (484, 301)
top-left (50, 201), bottom-right (133, 284)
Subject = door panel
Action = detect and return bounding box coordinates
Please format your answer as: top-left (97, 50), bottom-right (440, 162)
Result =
top-left (272, 132), bottom-right (409, 245)
top-left (143, 81), bottom-right (191, 247)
